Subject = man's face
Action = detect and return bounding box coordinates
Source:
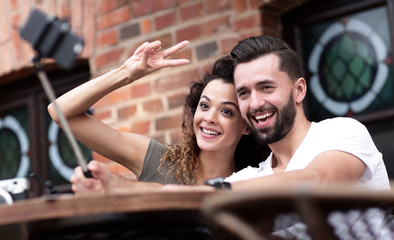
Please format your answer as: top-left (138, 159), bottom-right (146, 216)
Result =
top-left (234, 54), bottom-right (296, 145)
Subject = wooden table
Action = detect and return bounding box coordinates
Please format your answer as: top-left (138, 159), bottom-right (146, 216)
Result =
top-left (0, 190), bottom-right (213, 240)
top-left (202, 183), bottom-right (394, 240)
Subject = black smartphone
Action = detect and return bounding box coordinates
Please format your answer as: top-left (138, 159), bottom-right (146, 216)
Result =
top-left (19, 8), bottom-right (84, 69)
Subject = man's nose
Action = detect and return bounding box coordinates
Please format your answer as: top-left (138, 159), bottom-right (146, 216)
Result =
top-left (249, 91), bottom-right (265, 110)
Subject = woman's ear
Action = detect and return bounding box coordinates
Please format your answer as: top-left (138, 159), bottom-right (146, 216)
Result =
top-left (294, 77), bottom-right (307, 104)
top-left (242, 125), bottom-right (250, 135)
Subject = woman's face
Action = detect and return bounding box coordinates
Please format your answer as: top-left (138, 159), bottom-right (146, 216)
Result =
top-left (193, 79), bottom-right (248, 153)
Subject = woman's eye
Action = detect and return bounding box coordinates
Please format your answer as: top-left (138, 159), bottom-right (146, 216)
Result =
top-left (222, 109), bottom-right (233, 116)
top-left (200, 102), bottom-right (209, 110)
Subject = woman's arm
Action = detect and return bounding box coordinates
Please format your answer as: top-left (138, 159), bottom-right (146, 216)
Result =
top-left (48, 40), bottom-right (189, 176)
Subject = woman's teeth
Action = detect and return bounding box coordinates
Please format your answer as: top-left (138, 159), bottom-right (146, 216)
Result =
top-left (202, 128), bottom-right (219, 135)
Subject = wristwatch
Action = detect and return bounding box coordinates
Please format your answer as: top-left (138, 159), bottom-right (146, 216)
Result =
top-left (204, 177), bottom-right (231, 190)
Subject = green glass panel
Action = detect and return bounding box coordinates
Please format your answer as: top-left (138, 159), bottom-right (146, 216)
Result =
top-left (45, 110), bottom-right (92, 186)
top-left (301, 6), bottom-right (393, 120)
top-left (0, 107), bottom-right (30, 180)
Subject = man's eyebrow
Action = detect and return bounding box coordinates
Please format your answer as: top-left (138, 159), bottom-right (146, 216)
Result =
top-left (235, 86), bottom-right (246, 93)
top-left (236, 80), bottom-right (276, 93)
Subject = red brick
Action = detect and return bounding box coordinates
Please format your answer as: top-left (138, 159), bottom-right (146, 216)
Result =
top-left (95, 47), bottom-right (125, 68)
top-left (179, 2), bottom-right (203, 22)
top-left (131, 120), bottom-right (151, 135)
top-left (60, 1), bottom-right (70, 18)
top-left (141, 18), bottom-right (151, 34)
top-left (234, 0), bottom-right (247, 12)
top-left (81, 0), bottom-right (95, 57)
top-left (100, 86), bottom-right (128, 106)
top-left (143, 99), bottom-right (163, 112)
top-left (168, 92), bottom-right (186, 109)
top-left (171, 48), bottom-right (192, 62)
top-left (147, 33), bottom-right (173, 49)
top-left (132, 0), bottom-right (177, 17)
top-left (249, 0), bottom-right (263, 8)
top-left (131, 82), bottom-right (151, 98)
top-left (97, 29), bottom-right (118, 47)
top-left (9, 0), bottom-right (18, 10)
top-left (155, 12), bottom-right (176, 31)
top-left (97, 5), bottom-right (131, 30)
top-left (220, 37), bottom-right (239, 53)
top-left (179, 0), bottom-right (194, 3)
top-left (93, 109), bottom-right (112, 120)
top-left (206, 0), bottom-right (230, 14)
top-left (201, 15), bottom-right (230, 36)
top-left (156, 113), bottom-right (181, 131)
top-left (70, 0), bottom-right (83, 30)
top-left (118, 104), bottom-right (137, 119)
top-left (11, 14), bottom-right (23, 68)
top-left (170, 129), bottom-right (182, 144)
top-left (97, 0), bottom-right (119, 14)
top-left (176, 25), bottom-right (201, 42)
top-left (155, 68), bottom-right (199, 93)
top-left (233, 14), bottom-right (261, 32)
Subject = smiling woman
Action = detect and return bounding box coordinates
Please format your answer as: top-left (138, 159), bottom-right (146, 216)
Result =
top-left (49, 41), bottom-right (268, 195)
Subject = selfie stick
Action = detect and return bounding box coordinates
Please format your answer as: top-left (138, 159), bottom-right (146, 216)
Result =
top-left (32, 56), bottom-right (92, 178)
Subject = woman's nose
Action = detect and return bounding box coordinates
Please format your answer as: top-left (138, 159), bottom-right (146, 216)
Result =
top-left (203, 110), bottom-right (218, 124)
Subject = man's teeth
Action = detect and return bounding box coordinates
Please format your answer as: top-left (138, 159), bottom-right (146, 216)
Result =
top-left (202, 128), bottom-right (219, 135)
top-left (255, 112), bottom-right (274, 121)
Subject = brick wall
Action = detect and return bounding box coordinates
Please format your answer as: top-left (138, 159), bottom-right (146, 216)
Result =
top-left (0, 0), bottom-right (307, 176)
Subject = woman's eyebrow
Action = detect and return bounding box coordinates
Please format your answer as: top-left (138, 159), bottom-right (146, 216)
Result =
top-left (222, 101), bottom-right (239, 109)
top-left (201, 95), bottom-right (239, 109)
top-left (200, 95), bottom-right (210, 101)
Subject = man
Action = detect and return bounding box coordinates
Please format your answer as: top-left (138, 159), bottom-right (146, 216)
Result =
top-left (223, 35), bottom-right (389, 191)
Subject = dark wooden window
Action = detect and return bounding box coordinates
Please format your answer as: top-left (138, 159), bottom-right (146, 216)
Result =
top-left (0, 61), bottom-right (91, 196)
top-left (283, 0), bottom-right (394, 178)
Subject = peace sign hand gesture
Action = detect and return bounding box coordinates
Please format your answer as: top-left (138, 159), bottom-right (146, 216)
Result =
top-left (122, 40), bottom-right (190, 83)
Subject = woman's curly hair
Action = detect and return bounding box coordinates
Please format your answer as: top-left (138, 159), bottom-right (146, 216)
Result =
top-left (159, 55), bottom-right (269, 185)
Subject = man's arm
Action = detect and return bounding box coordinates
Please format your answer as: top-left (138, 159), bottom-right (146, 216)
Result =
top-left (231, 150), bottom-right (366, 191)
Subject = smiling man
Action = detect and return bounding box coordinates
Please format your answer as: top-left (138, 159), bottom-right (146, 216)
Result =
top-left (224, 35), bottom-right (390, 191)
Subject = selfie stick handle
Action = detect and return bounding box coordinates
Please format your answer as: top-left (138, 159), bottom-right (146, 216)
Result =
top-left (32, 56), bottom-right (92, 178)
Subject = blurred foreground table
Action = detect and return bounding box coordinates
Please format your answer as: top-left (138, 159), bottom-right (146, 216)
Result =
top-left (0, 190), bottom-right (213, 240)
top-left (203, 183), bottom-right (394, 240)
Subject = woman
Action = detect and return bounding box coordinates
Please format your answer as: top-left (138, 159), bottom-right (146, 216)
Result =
top-left (48, 40), bottom-right (266, 193)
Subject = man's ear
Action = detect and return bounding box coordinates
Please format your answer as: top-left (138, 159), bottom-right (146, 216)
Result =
top-left (295, 77), bottom-right (307, 104)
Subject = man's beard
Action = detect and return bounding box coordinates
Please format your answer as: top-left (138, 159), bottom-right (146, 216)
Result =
top-left (248, 93), bottom-right (296, 145)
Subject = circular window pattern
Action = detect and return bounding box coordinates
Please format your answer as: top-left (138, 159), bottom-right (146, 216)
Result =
top-left (308, 18), bottom-right (388, 115)
top-left (0, 116), bottom-right (30, 178)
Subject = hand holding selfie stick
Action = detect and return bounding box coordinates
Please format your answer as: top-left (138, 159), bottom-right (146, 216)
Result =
top-left (20, 8), bottom-right (92, 178)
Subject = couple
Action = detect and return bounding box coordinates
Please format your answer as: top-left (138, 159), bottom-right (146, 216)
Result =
top-left (48, 35), bottom-right (390, 194)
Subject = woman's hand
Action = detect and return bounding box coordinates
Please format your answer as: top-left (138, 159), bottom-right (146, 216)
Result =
top-left (123, 40), bottom-right (190, 83)
top-left (70, 160), bottom-right (118, 195)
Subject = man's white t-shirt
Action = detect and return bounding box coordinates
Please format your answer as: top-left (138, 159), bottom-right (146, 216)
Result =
top-left (226, 117), bottom-right (390, 190)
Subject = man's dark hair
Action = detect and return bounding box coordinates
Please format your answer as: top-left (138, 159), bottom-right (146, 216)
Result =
top-left (230, 35), bottom-right (303, 81)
